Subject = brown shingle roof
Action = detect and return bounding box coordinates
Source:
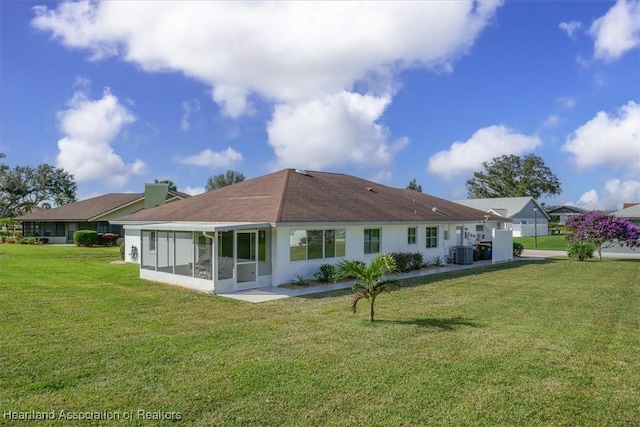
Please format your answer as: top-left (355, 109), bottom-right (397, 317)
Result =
top-left (116, 169), bottom-right (505, 224)
top-left (14, 193), bottom-right (144, 221)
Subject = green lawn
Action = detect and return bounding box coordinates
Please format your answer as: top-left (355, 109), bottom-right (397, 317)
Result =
top-left (1, 245), bottom-right (639, 426)
top-left (514, 234), bottom-right (569, 250)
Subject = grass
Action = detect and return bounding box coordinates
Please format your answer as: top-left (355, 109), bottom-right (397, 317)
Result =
top-left (1, 245), bottom-right (639, 426)
top-left (514, 234), bottom-right (569, 251)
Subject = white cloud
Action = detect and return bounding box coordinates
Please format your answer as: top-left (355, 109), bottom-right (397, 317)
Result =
top-left (32, 2), bottom-right (500, 110)
top-left (576, 189), bottom-right (599, 209)
top-left (589, 0), bottom-right (640, 61)
top-left (369, 170), bottom-right (393, 185)
top-left (56, 88), bottom-right (145, 188)
top-left (267, 91), bottom-right (407, 170)
top-left (605, 179), bottom-right (640, 205)
top-left (178, 186), bottom-right (206, 196)
top-left (576, 179), bottom-right (640, 210)
top-left (542, 114), bottom-right (560, 128)
top-left (180, 99), bottom-right (200, 131)
top-left (559, 21), bottom-right (582, 39)
top-left (427, 125), bottom-right (542, 179)
top-left (563, 101), bottom-right (640, 170)
top-left (175, 147), bottom-right (243, 168)
top-left (32, 1), bottom-right (501, 171)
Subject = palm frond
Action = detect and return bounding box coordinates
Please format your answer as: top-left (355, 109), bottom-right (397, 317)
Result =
top-left (350, 289), bottom-right (369, 314)
top-left (372, 279), bottom-right (400, 294)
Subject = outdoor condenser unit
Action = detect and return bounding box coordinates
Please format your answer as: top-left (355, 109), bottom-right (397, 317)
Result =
top-left (454, 246), bottom-right (474, 265)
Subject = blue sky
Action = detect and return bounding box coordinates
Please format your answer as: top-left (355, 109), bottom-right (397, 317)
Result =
top-left (1, 1), bottom-right (639, 210)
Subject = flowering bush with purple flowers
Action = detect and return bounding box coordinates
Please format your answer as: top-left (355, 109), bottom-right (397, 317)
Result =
top-left (565, 211), bottom-right (640, 260)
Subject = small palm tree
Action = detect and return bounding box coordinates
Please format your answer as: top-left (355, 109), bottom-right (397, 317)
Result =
top-left (334, 253), bottom-right (400, 322)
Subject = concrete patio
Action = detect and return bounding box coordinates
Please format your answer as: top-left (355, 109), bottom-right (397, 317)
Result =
top-left (216, 258), bottom-right (526, 303)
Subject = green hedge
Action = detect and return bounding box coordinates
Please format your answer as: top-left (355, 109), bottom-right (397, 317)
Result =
top-left (74, 230), bottom-right (99, 247)
top-left (389, 251), bottom-right (424, 272)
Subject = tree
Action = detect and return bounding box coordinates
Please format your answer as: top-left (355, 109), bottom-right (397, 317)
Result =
top-left (155, 179), bottom-right (177, 192)
top-left (548, 214), bottom-right (561, 234)
top-left (466, 154), bottom-right (561, 199)
top-left (333, 253), bottom-right (400, 322)
top-left (0, 155), bottom-right (77, 218)
top-left (565, 211), bottom-right (640, 260)
top-left (406, 178), bottom-right (422, 192)
top-left (205, 170), bottom-right (245, 191)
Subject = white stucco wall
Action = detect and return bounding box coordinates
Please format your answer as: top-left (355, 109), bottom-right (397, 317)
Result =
top-left (123, 228), bottom-right (141, 264)
top-left (141, 269), bottom-right (214, 293)
top-left (511, 222), bottom-right (548, 237)
top-left (271, 223), bottom-right (492, 286)
top-left (125, 221), bottom-right (513, 292)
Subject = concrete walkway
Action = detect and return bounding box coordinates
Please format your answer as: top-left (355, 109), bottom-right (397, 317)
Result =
top-left (216, 258), bottom-right (527, 303)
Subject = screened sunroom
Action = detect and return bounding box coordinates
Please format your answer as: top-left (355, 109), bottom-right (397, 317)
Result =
top-left (124, 222), bottom-right (273, 294)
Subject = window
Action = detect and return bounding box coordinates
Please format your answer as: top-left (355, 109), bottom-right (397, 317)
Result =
top-left (426, 227), bottom-right (438, 248)
top-left (407, 227), bottom-right (416, 245)
top-left (217, 231), bottom-right (234, 280)
top-left (258, 229), bottom-right (271, 276)
top-left (335, 229), bottom-right (346, 258)
top-left (141, 230), bottom-right (156, 271)
top-left (174, 232), bottom-right (194, 277)
top-left (307, 230), bottom-right (323, 260)
top-left (364, 228), bottom-right (380, 254)
top-left (290, 229), bottom-right (347, 261)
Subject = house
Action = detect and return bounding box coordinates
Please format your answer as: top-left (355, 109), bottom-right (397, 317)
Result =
top-left (14, 183), bottom-right (189, 244)
top-left (612, 203), bottom-right (640, 226)
top-left (112, 169), bottom-right (513, 294)
top-left (544, 205), bottom-right (589, 225)
top-left (453, 196), bottom-right (549, 237)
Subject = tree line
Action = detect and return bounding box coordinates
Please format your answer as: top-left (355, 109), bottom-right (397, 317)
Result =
top-left (1, 152), bottom-right (562, 218)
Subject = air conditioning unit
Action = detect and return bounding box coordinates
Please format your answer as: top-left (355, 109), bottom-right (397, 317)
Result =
top-left (454, 246), bottom-right (474, 265)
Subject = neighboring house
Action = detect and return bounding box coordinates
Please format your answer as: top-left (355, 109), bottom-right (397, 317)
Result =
top-left (544, 205), bottom-right (589, 225)
top-left (113, 169), bottom-right (513, 294)
top-left (612, 203), bottom-right (640, 226)
top-left (14, 184), bottom-right (189, 244)
top-left (453, 196), bottom-right (549, 237)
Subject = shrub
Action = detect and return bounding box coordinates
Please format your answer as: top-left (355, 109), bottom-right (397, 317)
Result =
top-left (74, 230), bottom-right (98, 247)
top-left (20, 237), bottom-right (38, 245)
top-left (98, 233), bottom-right (119, 247)
top-left (120, 241), bottom-right (126, 261)
top-left (389, 251), bottom-right (423, 272)
top-left (314, 263), bottom-right (336, 283)
top-left (431, 255), bottom-right (445, 267)
top-left (291, 273), bottom-right (309, 287)
top-left (513, 242), bottom-right (524, 257)
top-left (567, 241), bottom-right (596, 261)
top-left (38, 238), bottom-right (49, 244)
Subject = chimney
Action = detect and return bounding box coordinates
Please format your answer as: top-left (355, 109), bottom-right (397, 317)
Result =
top-left (144, 183), bottom-right (169, 209)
